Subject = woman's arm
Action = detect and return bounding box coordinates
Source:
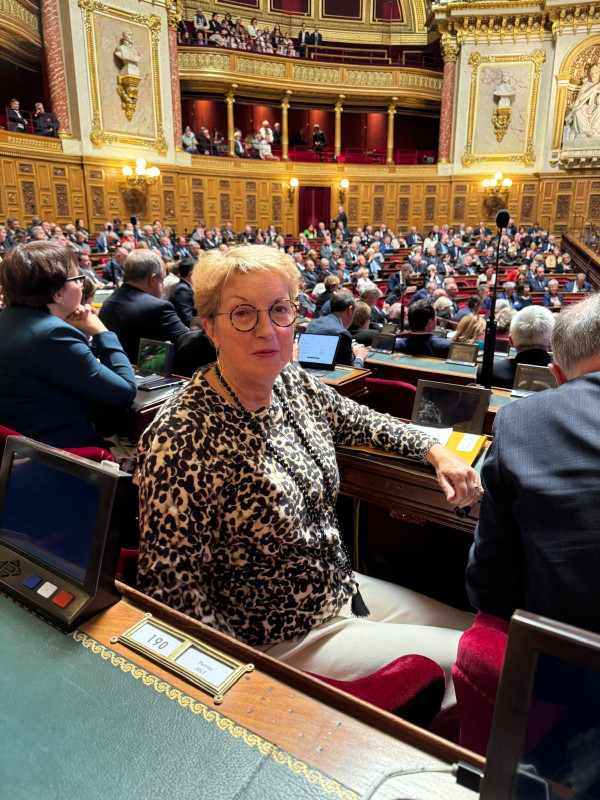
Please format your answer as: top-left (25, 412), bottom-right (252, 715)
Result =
top-left (302, 373), bottom-right (481, 507)
top-left (41, 318), bottom-right (137, 406)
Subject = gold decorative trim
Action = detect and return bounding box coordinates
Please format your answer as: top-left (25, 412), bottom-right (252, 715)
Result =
top-left (292, 64), bottom-right (341, 83)
top-left (462, 49), bottom-right (545, 168)
top-left (0, 0), bottom-right (40, 34)
top-left (78, 0), bottom-right (168, 155)
top-left (72, 630), bottom-right (357, 800)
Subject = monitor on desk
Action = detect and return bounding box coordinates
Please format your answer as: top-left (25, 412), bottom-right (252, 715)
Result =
top-left (0, 437), bottom-right (132, 630)
top-left (371, 333), bottom-right (397, 354)
top-left (512, 364), bottom-right (557, 397)
top-left (136, 338), bottom-right (174, 377)
top-left (447, 342), bottom-right (479, 366)
top-left (481, 611), bottom-right (600, 800)
top-left (297, 333), bottom-right (340, 373)
top-left (381, 322), bottom-right (399, 336)
top-left (411, 380), bottom-right (490, 434)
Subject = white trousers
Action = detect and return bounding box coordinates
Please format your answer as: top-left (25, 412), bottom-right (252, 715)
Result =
top-left (260, 573), bottom-right (474, 709)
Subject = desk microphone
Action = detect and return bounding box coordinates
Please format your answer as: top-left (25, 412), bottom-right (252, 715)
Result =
top-left (454, 505), bottom-right (472, 518)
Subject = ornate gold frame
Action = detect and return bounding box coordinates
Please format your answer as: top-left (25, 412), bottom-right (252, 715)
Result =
top-left (462, 49), bottom-right (545, 168)
top-left (550, 33), bottom-right (600, 169)
top-left (78, 0), bottom-right (168, 154)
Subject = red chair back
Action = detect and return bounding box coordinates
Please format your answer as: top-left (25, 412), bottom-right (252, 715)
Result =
top-left (0, 425), bottom-right (113, 465)
top-left (363, 378), bottom-right (417, 420)
top-left (452, 611), bottom-right (509, 755)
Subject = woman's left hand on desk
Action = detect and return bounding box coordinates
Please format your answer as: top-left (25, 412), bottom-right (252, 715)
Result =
top-left (425, 443), bottom-right (483, 508)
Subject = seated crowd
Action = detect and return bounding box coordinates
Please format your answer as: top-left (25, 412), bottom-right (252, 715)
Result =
top-left (178, 9), bottom-right (325, 58)
top-left (1, 206), bottom-right (599, 746)
top-left (183, 120), bottom-right (327, 159)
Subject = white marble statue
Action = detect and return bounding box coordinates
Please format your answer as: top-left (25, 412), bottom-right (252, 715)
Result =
top-left (114, 30), bottom-right (141, 77)
top-left (564, 63), bottom-right (600, 141)
top-left (493, 72), bottom-right (516, 108)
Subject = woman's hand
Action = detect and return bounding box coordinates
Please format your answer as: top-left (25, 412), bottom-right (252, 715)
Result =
top-left (66, 304), bottom-right (107, 337)
top-left (425, 443), bottom-right (483, 508)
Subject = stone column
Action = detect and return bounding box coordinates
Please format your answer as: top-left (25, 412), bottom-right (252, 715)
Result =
top-left (167, 2), bottom-right (183, 148)
top-left (386, 96), bottom-right (398, 165)
top-left (438, 35), bottom-right (460, 164)
top-left (334, 94), bottom-right (344, 158)
top-left (40, 0), bottom-right (71, 135)
top-left (281, 90), bottom-right (292, 161)
top-left (225, 85), bottom-right (237, 157)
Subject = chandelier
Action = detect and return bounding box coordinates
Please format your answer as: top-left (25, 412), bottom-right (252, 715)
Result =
top-left (482, 172), bottom-right (512, 195)
top-left (122, 158), bottom-right (160, 187)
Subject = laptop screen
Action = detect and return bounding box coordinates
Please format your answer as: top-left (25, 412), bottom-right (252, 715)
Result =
top-left (371, 333), bottom-right (397, 352)
top-left (297, 333), bottom-right (340, 369)
top-left (411, 380), bottom-right (490, 434)
top-left (482, 611), bottom-right (600, 800)
top-left (136, 338), bottom-right (174, 376)
top-left (448, 342), bottom-right (479, 363)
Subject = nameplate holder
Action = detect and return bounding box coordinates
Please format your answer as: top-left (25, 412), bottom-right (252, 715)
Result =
top-left (112, 613), bottom-right (253, 703)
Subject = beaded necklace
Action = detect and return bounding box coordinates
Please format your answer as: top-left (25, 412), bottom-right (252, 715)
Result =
top-left (213, 364), bottom-right (369, 618)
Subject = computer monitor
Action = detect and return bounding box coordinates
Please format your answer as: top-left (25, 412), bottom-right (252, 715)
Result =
top-left (447, 342), bottom-right (479, 366)
top-left (512, 364), bottom-right (557, 397)
top-left (0, 437), bottom-right (132, 631)
top-left (381, 322), bottom-right (398, 336)
top-left (297, 333), bottom-right (341, 372)
top-left (411, 380), bottom-right (490, 434)
top-left (136, 338), bottom-right (174, 377)
top-left (481, 610), bottom-right (600, 800)
top-left (371, 333), bottom-right (397, 354)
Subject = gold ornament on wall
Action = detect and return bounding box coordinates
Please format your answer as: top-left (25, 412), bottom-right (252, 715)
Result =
top-left (114, 29), bottom-right (141, 121)
top-left (491, 72), bottom-right (515, 142)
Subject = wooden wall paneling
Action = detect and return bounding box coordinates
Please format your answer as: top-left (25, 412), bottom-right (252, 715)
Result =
top-left (2, 159), bottom-right (21, 221)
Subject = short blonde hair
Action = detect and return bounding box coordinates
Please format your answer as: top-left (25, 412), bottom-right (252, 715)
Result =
top-left (434, 296), bottom-right (453, 312)
top-left (496, 306), bottom-right (516, 333)
top-left (324, 274), bottom-right (340, 290)
top-left (193, 245), bottom-right (299, 319)
top-left (454, 313), bottom-right (486, 343)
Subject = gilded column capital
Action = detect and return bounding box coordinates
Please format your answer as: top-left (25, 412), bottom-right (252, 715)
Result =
top-left (387, 96), bottom-right (398, 115)
top-left (440, 34), bottom-right (460, 63)
top-left (225, 84), bottom-right (238, 105)
top-left (166, 0), bottom-right (183, 30)
top-left (334, 94), bottom-right (345, 114)
top-left (281, 89), bottom-right (292, 110)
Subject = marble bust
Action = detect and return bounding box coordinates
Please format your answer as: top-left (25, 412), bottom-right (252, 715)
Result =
top-left (114, 30), bottom-right (141, 77)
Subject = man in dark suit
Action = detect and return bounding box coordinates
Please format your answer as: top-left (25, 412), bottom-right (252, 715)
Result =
top-left (467, 294), bottom-right (600, 633)
top-left (157, 236), bottom-right (174, 260)
top-left (233, 130), bottom-right (249, 158)
top-left (7, 98), bottom-right (25, 132)
top-left (196, 127), bottom-right (212, 155)
top-left (386, 264), bottom-right (412, 298)
top-left (173, 236), bottom-right (191, 259)
top-left (332, 206), bottom-right (347, 230)
top-left (201, 230), bottom-right (218, 250)
top-left (305, 292), bottom-right (368, 367)
top-left (406, 227), bottom-right (423, 247)
top-left (309, 25), bottom-right (323, 45)
top-left (475, 220), bottom-right (492, 238)
top-left (394, 299), bottom-right (451, 358)
top-left (297, 22), bottom-right (310, 56)
top-left (99, 250), bottom-right (188, 362)
top-left (138, 225), bottom-right (159, 249)
top-left (475, 305), bottom-right (554, 389)
top-left (408, 281), bottom-right (436, 306)
top-left (102, 246), bottom-right (128, 285)
top-left (565, 273), bottom-right (592, 293)
top-left (527, 264), bottom-right (549, 292)
top-left (169, 258), bottom-right (197, 326)
top-left (312, 124), bottom-right (326, 151)
top-left (448, 237), bottom-right (463, 262)
top-left (33, 103), bottom-right (59, 137)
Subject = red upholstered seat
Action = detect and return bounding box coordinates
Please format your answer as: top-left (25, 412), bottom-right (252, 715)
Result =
top-left (307, 654), bottom-right (445, 725)
top-left (363, 378), bottom-right (417, 420)
top-left (452, 611), bottom-right (509, 755)
top-left (0, 425), bottom-right (113, 465)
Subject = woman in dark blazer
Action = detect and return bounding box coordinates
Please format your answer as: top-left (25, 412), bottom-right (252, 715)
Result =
top-left (542, 279), bottom-right (564, 308)
top-left (0, 241), bottom-right (136, 447)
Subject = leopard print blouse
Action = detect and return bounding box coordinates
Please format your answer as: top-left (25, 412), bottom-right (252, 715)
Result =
top-left (137, 364), bottom-right (437, 647)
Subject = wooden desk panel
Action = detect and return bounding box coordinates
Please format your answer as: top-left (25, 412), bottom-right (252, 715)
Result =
top-left (366, 353), bottom-right (477, 386)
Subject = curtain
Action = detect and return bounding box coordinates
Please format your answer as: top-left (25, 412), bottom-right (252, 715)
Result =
top-left (298, 187), bottom-right (331, 231)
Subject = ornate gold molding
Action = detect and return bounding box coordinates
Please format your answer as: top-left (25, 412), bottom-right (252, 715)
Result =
top-left (237, 56), bottom-right (285, 78)
top-left (550, 34), bottom-right (600, 168)
top-left (462, 49), bottom-right (545, 168)
top-left (292, 64), bottom-right (341, 84)
top-left (79, 0), bottom-right (168, 154)
top-left (0, 0), bottom-right (40, 34)
top-left (166, 0), bottom-right (183, 30)
top-left (440, 33), bottom-right (459, 62)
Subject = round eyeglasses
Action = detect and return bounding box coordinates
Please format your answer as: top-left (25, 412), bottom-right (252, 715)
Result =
top-left (214, 299), bottom-right (298, 332)
top-left (65, 274), bottom-right (86, 285)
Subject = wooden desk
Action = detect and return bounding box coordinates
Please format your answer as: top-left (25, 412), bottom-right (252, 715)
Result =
top-left (336, 445), bottom-right (485, 534)
top-left (320, 365), bottom-right (370, 400)
top-left (366, 352), bottom-right (478, 386)
top-left (2, 586), bottom-right (482, 799)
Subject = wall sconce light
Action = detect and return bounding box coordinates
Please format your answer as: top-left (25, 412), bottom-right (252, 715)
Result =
top-left (288, 177), bottom-right (299, 203)
top-left (122, 158), bottom-right (161, 187)
top-left (339, 178), bottom-right (350, 204)
top-left (482, 172), bottom-right (512, 196)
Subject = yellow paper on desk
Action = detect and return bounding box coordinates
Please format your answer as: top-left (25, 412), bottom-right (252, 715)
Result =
top-left (445, 431), bottom-right (486, 466)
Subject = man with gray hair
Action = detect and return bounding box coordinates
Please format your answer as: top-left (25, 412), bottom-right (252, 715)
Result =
top-left (467, 293), bottom-right (600, 633)
top-left (475, 305), bottom-right (554, 389)
top-left (99, 249), bottom-right (188, 361)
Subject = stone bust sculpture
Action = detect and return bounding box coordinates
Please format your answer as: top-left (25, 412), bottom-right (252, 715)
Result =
top-left (114, 30), bottom-right (141, 77)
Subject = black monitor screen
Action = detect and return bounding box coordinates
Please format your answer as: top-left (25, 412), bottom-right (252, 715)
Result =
top-left (512, 653), bottom-right (600, 800)
top-left (414, 385), bottom-right (486, 431)
top-left (0, 455), bottom-right (102, 584)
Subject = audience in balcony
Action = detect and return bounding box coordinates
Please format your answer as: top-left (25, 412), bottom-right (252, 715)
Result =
top-left (33, 103), bottom-right (59, 137)
top-left (233, 129), bottom-right (249, 157)
top-left (193, 7), bottom-right (209, 42)
top-left (310, 25), bottom-right (323, 45)
top-left (7, 98), bottom-right (25, 132)
top-left (313, 124), bottom-right (326, 152)
top-left (247, 17), bottom-right (259, 39)
top-left (298, 23), bottom-right (310, 57)
top-left (182, 126), bottom-right (199, 153)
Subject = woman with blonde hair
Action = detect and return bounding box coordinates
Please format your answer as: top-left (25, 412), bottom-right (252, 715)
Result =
top-left (454, 312), bottom-right (486, 344)
top-left (354, 267), bottom-right (377, 295)
top-left (136, 244), bottom-right (481, 710)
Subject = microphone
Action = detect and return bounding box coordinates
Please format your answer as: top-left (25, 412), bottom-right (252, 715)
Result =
top-left (496, 209), bottom-right (510, 230)
top-left (130, 215), bottom-right (138, 226)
